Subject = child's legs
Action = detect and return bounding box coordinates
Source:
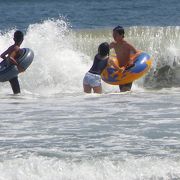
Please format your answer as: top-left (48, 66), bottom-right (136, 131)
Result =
top-left (9, 77), bottom-right (20, 94)
top-left (119, 82), bottom-right (132, 92)
top-left (83, 72), bottom-right (101, 93)
top-left (93, 86), bottom-right (102, 94)
top-left (92, 75), bottom-right (102, 93)
top-left (83, 84), bottom-right (92, 93)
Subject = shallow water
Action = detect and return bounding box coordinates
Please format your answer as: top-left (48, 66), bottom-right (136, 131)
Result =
top-left (0, 89), bottom-right (180, 179)
top-left (0, 0), bottom-right (180, 179)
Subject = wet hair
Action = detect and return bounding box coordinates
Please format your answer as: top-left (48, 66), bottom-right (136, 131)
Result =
top-left (98, 42), bottom-right (110, 57)
top-left (14, 30), bottom-right (24, 43)
top-left (113, 25), bottom-right (125, 36)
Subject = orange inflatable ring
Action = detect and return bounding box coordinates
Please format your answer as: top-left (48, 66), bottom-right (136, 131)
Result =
top-left (101, 51), bottom-right (153, 85)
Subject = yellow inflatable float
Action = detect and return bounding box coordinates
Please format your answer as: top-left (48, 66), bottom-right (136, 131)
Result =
top-left (101, 51), bottom-right (153, 85)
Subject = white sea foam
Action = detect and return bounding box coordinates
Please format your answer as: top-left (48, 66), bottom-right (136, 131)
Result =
top-left (0, 156), bottom-right (180, 180)
top-left (0, 20), bottom-right (180, 95)
top-left (0, 19), bottom-right (91, 95)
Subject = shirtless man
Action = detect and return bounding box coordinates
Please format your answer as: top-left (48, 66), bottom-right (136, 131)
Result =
top-left (110, 26), bottom-right (138, 92)
top-left (0, 30), bottom-right (24, 94)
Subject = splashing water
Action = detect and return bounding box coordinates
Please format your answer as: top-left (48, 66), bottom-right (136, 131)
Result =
top-left (1, 20), bottom-right (180, 94)
top-left (0, 19), bottom-right (91, 95)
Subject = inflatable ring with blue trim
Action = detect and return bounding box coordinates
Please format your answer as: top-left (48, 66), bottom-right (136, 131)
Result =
top-left (0, 48), bottom-right (34, 82)
top-left (101, 51), bottom-right (153, 85)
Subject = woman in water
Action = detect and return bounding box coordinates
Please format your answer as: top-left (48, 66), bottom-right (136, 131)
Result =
top-left (83, 42), bottom-right (121, 94)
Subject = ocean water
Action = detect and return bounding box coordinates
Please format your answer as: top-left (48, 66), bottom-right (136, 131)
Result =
top-left (0, 0), bottom-right (180, 30)
top-left (0, 0), bottom-right (180, 179)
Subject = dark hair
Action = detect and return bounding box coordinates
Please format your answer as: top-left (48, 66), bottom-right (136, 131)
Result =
top-left (98, 42), bottom-right (110, 57)
top-left (14, 30), bottom-right (24, 43)
top-left (113, 25), bottom-right (125, 36)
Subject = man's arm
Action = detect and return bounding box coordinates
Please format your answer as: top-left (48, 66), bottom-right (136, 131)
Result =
top-left (109, 58), bottom-right (125, 72)
top-left (9, 46), bottom-right (19, 65)
top-left (10, 47), bottom-right (25, 72)
top-left (0, 47), bottom-right (12, 60)
top-left (127, 43), bottom-right (139, 66)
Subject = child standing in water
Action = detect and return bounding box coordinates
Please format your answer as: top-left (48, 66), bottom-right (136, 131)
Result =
top-left (83, 42), bottom-right (110, 94)
top-left (0, 30), bottom-right (24, 94)
top-left (110, 25), bottom-right (139, 92)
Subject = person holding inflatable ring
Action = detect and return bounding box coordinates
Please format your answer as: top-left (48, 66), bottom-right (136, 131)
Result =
top-left (110, 25), bottom-right (139, 92)
top-left (83, 42), bottom-right (118, 94)
top-left (0, 30), bottom-right (25, 94)
top-left (83, 42), bottom-right (110, 94)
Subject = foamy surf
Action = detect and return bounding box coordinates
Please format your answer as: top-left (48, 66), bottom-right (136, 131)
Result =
top-left (0, 19), bottom-right (180, 95)
top-left (0, 156), bottom-right (180, 180)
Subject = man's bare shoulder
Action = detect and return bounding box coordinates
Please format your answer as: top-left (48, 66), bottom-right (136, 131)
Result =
top-left (121, 40), bottom-right (129, 45)
top-left (123, 40), bottom-right (134, 47)
top-left (121, 41), bottom-right (134, 50)
top-left (13, 45), bottom-right (20, 51)
top-left (7, 45), bottom-right (18, 52)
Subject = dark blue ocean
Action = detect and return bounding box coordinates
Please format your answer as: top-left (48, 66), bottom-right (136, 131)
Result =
top-left (0, 0), bottom-right (180, 179)
top-left (1, 0), bottom-right (180, 31)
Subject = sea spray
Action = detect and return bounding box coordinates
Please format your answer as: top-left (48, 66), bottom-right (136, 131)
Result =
top-left (0, 19), bottom-right (91, 95)
top-left (0, 156), bottom-right (180, 180)
top-left (1, 21), bottom-right (180, 94)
